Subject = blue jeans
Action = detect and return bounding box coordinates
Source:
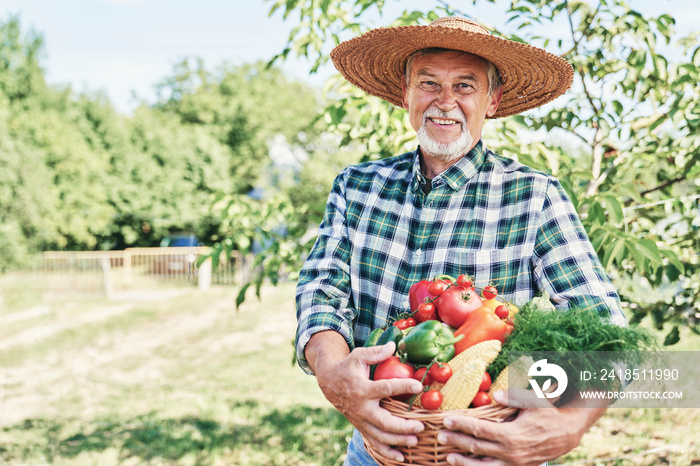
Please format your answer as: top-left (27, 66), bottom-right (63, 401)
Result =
top-left (344, 428), bottom-right (548, 466)
top-left (344, 429), bottom-right (379, 466)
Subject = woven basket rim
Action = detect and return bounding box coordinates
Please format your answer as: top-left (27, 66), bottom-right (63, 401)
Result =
top-left (330, 16), bottom-right (574, 118)
top-left (364, 397), bottom-right (519, 465)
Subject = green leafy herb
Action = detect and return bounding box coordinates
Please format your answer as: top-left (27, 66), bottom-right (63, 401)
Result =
top-left (488, 299), bottom-right (659, 392)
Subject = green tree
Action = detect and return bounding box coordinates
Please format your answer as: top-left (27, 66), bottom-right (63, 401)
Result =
top-left (0, 15), bottom-right (323, 268)
top-left (246, 0), bottom-right (698, 340)
top-left (0, 16), bottom-right (115, 266)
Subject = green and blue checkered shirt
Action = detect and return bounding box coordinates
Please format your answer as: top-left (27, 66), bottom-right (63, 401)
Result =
top-left (295, 141), bottom-right (625, 374)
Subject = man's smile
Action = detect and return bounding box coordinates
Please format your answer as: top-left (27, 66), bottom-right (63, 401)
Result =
top-left (428, 117), bottom-right (461, 127)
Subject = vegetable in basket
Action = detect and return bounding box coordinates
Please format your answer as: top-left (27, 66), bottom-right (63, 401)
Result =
top-left (454, 305), bottom-right (512, 354)
top-left (367, 325), bottom-right (404, 379)
top-left (486, 296), bottom-right (659, 392)
top-left (433, 283), bottom-right (483, 327)
top-left (398, 320), bottom-right (464, 365)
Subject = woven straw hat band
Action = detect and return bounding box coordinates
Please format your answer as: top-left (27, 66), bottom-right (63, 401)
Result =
top-left (330, 17), bottom-right (574, 118)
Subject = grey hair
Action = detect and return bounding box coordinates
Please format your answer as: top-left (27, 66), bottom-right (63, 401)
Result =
top-left (404, 48), bottom-right (503, 96)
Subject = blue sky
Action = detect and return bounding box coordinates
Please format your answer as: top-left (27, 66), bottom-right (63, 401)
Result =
top-left (0, 0), bottom-right (694, 114)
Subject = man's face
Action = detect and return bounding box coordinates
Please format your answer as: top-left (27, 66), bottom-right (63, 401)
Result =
top-left (402, 51), bottom-right (502, 162)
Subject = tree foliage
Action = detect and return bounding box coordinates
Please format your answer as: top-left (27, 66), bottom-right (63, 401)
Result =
top-left (254, 0), bottom-right (699, 341)
top-left (0, 15), bottom-right (320, 268)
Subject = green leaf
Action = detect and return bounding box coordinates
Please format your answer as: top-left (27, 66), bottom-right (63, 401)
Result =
top-left (612, 100), bottom-right (624, 116)
top-left (663, 326), bottom-right (680, 346)
top-left (635, 238), bottom-right (663, 267)
top-left (236, 282), bottom-right (251, 309)
top-left (603, 238), bottom-right (627, 269)
top-left (628, 311), bottom-right (646, 326)
top-left (659, 248), bottom-right (685, 276)
top-left (617, 183), bottom-right (643, 204)
top-left (601, 194), bottom-right (625, 224)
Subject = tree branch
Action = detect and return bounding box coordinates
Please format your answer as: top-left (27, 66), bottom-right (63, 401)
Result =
top-left (623, 176), bottom-right (688, 206)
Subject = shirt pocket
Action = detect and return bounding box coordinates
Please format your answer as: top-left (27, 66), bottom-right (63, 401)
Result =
top-left (448, 246), bottom-right (530, 297)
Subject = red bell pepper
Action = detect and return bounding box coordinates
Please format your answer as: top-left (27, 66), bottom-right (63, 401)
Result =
top-left (453, 306), bottom-right (512, 354)
top-left (409, 279), bottom-right (438, 322)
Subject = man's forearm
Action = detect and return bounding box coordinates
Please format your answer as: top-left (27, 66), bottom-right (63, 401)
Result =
top-left (305, 330), bottom-right (351, 376)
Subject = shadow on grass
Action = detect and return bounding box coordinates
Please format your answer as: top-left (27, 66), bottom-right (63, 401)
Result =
top-left (1, 400), bottom-right (352, 465)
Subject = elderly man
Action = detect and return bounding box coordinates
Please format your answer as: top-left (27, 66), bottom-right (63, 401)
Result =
top-left (295, 17), bottom-right (625, 465)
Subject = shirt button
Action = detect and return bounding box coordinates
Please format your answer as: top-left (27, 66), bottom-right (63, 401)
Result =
top-left (415, 249), bottom-right (422, 256)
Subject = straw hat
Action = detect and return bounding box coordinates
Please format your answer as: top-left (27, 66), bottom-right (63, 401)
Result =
top-left (330, 16), bottom-right (574, 118)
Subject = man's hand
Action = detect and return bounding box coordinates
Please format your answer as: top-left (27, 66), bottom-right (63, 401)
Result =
top-left (305, 331), bottom-right (424, 462)
top-left (436, 389), bottom-right (607, 466)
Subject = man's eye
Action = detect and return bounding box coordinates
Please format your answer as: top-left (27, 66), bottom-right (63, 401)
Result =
top-left (455, 83), bottom-right (475, 94)
top-left (419, 81), bottom-right (440, 92)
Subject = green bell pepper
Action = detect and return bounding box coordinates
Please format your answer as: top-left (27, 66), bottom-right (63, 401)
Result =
top-left (397, 320), bottom-right (463, 364)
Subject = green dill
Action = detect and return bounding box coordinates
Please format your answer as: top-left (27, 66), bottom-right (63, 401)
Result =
top-left (487, 300), bottom-right (659, 392)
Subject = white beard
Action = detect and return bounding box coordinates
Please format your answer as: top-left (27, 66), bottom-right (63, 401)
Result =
top-left (416, 107), bottom-right (473, 163)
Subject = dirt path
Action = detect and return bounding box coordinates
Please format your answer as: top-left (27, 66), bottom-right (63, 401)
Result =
top-left (0, 287), bottom-right (253, 426)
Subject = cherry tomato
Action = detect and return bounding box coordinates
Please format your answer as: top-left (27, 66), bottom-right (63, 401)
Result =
top-left (482, 285), bottom-right (498, 300)
top-left (479, 371), bottom-right (491, 392)
top-left (406, 317), bottom-right (416, 327)
top-left (413, 367), bottom-right (434, 386)
top-left (428, 363), bottom-right (453, 384)
top-left (427, 280), bottom-right (448, 296)
top-left (393, 319), bottom-right (409, 330)
top-left (417, 302), bottom-right (437, 321)
top-left (421, 390), bottom-right (443, 410)
top-left (494, 305), bottom-right (509, 320)
top-left (471, 391), bottom-right (492, 408)
top-left (456, 274), bottom-right (474, 288)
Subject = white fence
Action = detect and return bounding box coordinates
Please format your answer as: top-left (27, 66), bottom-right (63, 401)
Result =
top-left (32, 248), bottom-right (247, 296)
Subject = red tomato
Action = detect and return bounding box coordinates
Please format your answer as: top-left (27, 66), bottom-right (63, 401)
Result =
top-left (427, 280), bottom-right (448, 296)
top-left (479, 371), bottom-right (491, 392)
top-left (494, 305), bottom-right (509, 320)
top-left (456, 274), bottom-right (474, 288)
top-left (471, 391), bottom-right (492, 408)
top-left (417, 302), bottom-right (437, 321)
top-left (373, 356), bottom-right (415, 381)
top-left (373, 356), bottom-right (416, 400)
top-left (434, 285), bottom-right (483, 328)
top-left (393, 319), bottom-right (409, 330)
top-left (413, 367), bottom-right (434, 386)
top-left (406, 317), bottom-right (416, 327)
top-left (428, 363), bottom-right (453, 384)
top-left (421, 390), bottom-right (443, 410)
top-left (482, 285), bottom-right (498, 300)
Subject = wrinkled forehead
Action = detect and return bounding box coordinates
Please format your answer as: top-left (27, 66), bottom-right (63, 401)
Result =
top-left (405, 49), bottom-right (490, 80)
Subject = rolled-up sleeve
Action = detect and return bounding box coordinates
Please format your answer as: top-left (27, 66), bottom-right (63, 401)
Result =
top-left (532, 177), bottom-right (627, 326)
top-left (295, 171), bottom-right (358, 374)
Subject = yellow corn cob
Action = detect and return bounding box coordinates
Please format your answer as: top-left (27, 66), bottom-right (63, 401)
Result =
top-left (447, 339), bottom-right (502, 373)
top-left (488, 356), bottom-right (534, 403)
top-left (440, 359), bottom-right (484, 410)
top-left (429, 339), bottom-right (502, 393)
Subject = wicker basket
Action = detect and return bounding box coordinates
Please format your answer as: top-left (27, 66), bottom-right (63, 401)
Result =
top-left (364, 398), bottom-right (519, 465)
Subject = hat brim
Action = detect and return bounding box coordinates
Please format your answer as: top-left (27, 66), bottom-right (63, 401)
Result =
top-left (330, 23), bottom-right (574, 118)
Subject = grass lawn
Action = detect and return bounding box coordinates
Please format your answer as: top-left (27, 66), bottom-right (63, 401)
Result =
top-left (0, 275), bottom-right (698, 465)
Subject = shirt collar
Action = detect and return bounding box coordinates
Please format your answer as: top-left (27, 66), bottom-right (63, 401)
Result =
top-left (411, 140), bottom-right (486, 193)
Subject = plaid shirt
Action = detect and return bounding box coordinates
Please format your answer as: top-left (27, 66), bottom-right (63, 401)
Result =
top-left (295, 141), bottom-right (625, 374)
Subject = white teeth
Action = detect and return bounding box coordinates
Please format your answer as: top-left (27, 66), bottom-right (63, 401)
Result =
top-left (431, 118), bottom-right (458, 125)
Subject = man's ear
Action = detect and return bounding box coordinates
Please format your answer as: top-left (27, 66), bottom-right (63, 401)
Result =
top-left (401, 77), bottom-right (409, 110)
top-left (486, 87), bottom-right (503, 118)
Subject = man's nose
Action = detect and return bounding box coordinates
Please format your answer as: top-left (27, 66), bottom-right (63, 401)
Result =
top-left (435, 85), bottom-right (458, 110)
